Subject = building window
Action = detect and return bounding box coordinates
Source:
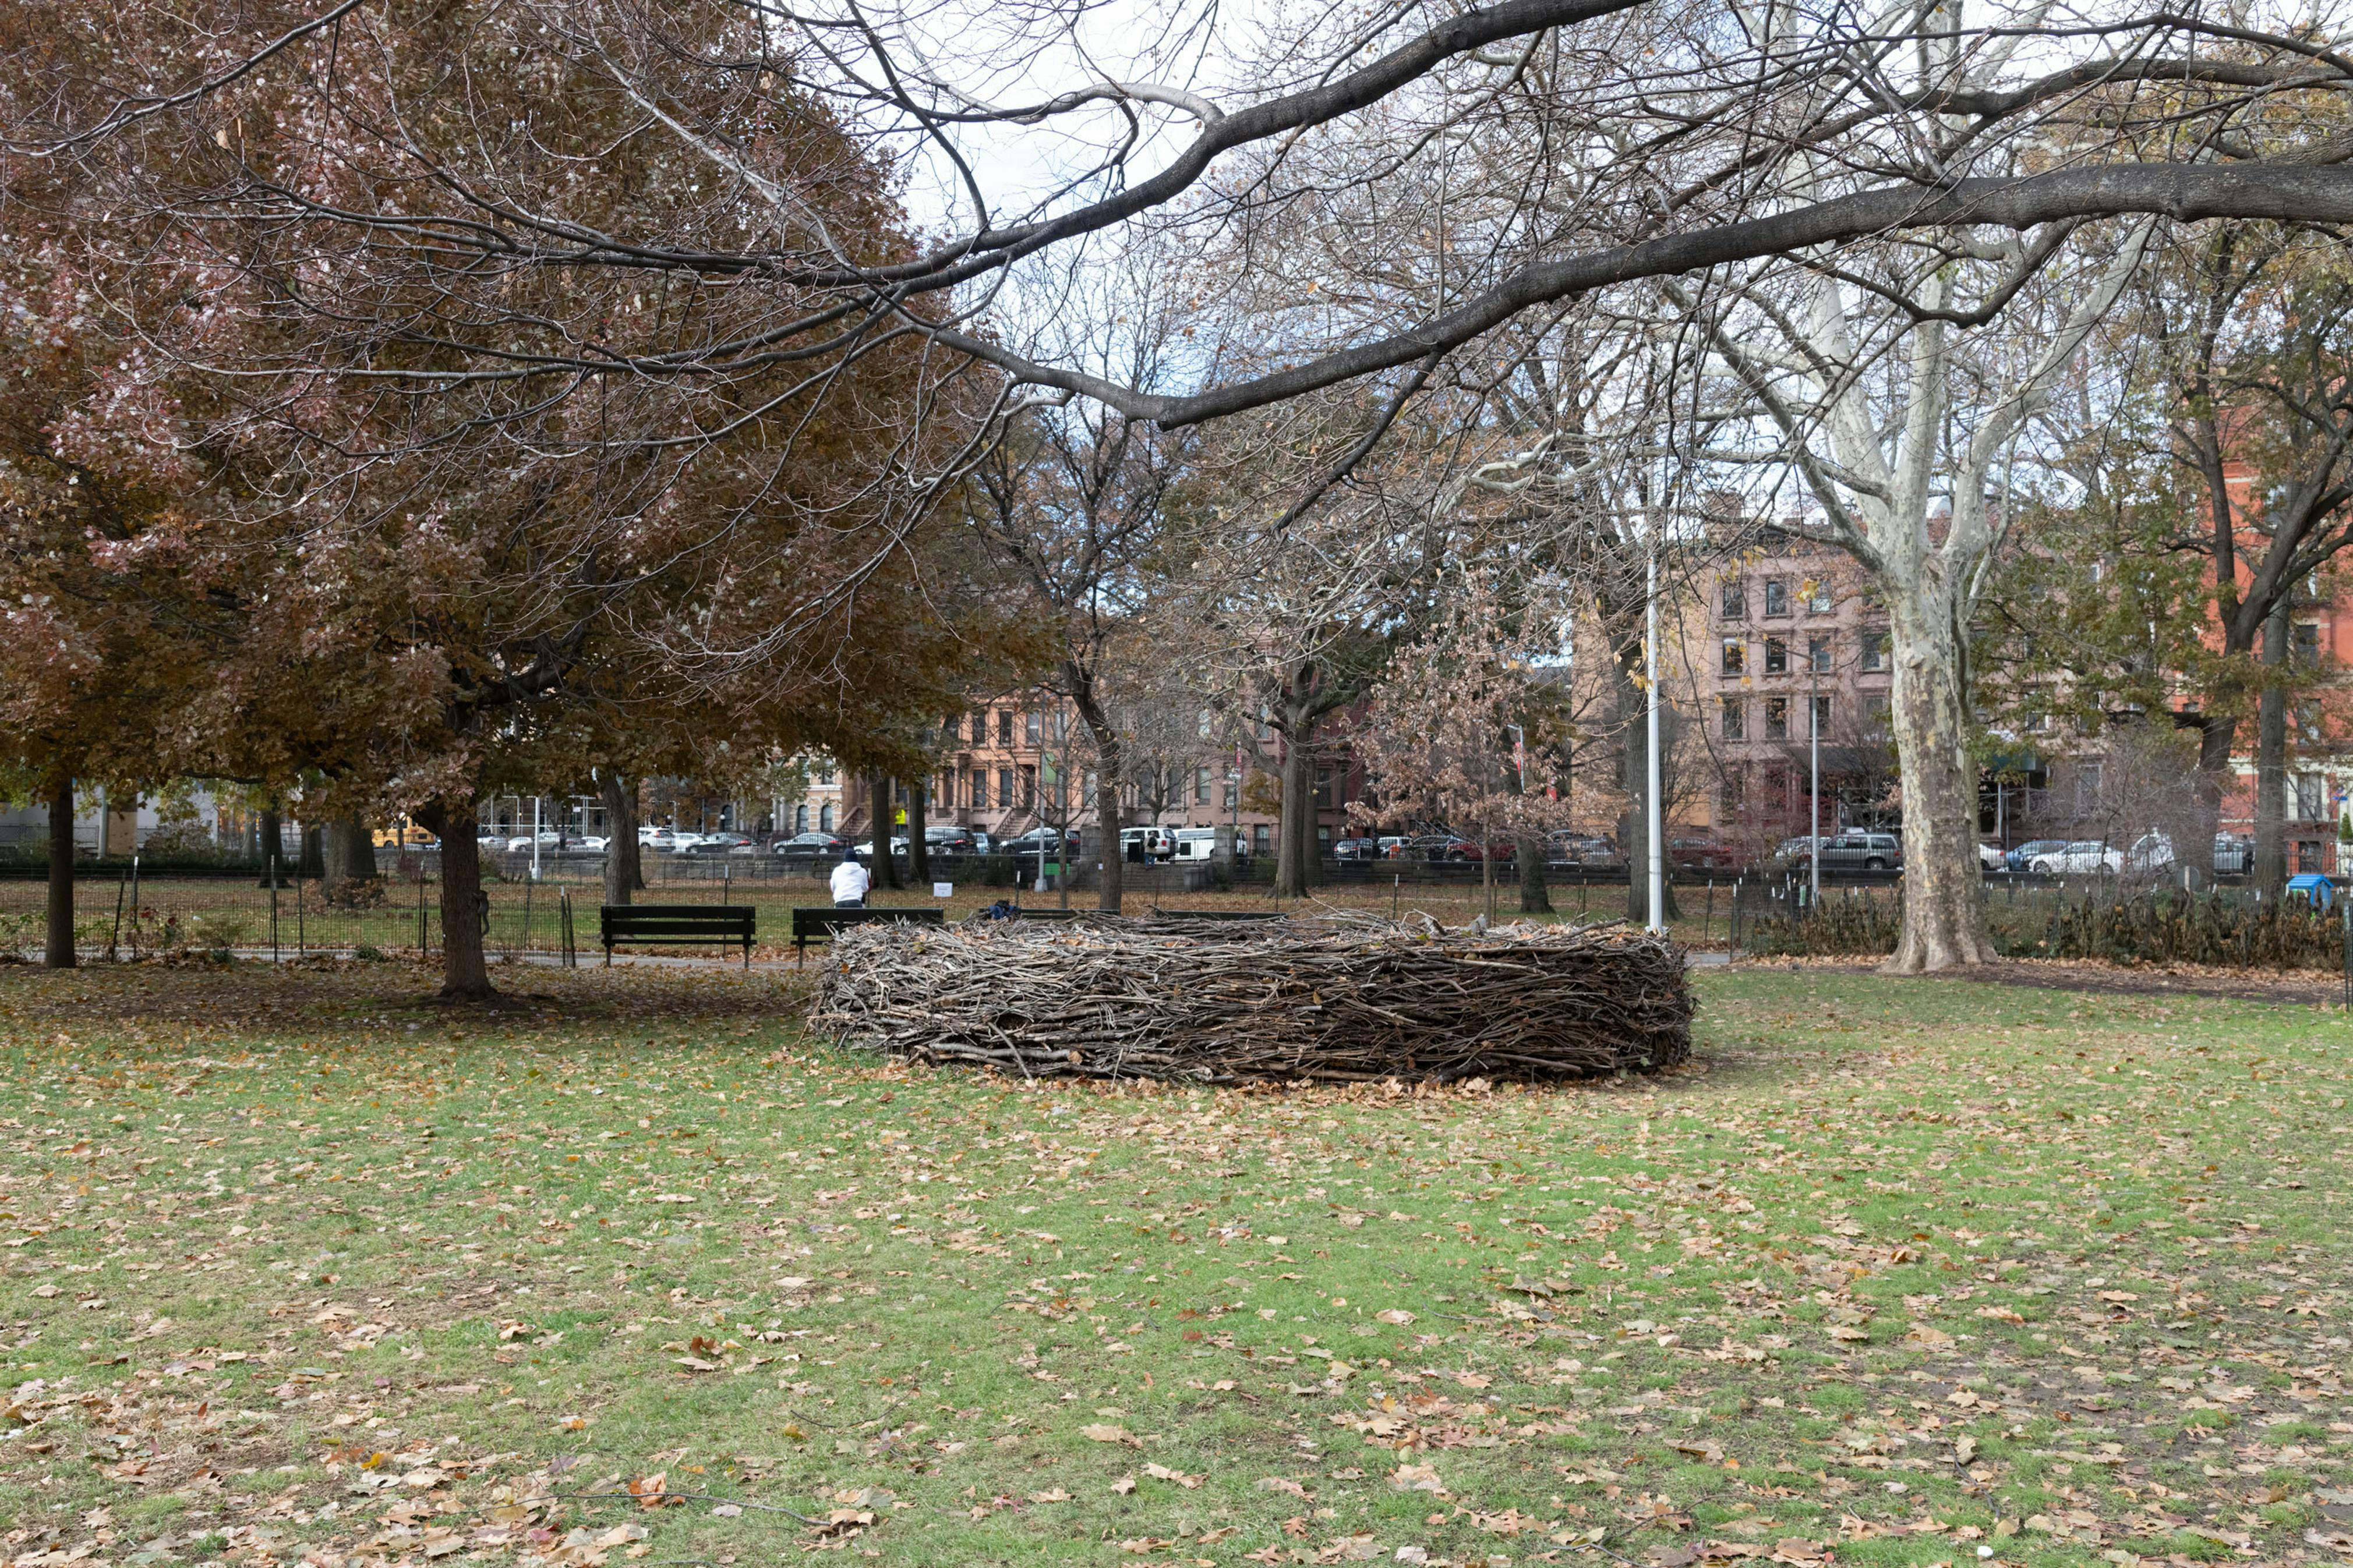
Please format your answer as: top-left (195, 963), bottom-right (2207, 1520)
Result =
top-left (972, 770), bottom-right (988, 810)
top-left (2298, 838), bottom-right (2323, 873)
top-left (1764, 637), bottom-right (1788, 674)
top-left (2074, 761), bottom-right (2103, 813)
top-left (941, 714), bottom-right (960, 744)
top-left (794, 804), bottom-right (808, 833)
top-left (970, 712), bottom-right (987, 744)
top-left (1812, 693), bottom-right (1831, 732)
top-left (1723, 766), bottom-right (1746, 810)
top-left (1764, 578), bottom-right (1789, 617)
top-left (1720, 580), bottom-right (1747, 620)
top-left (1860, 629), bottom-right (1886, 671)
top-left (1195, 766), bottom-right (1211, 805)
top-left (997, 709), bottom-right (1013, 745)
top-left (998, 766), bottom-right (1016, 808)
top-left (1252, 824), bottom-right (1271, 856)
top-left (1020, 765), bottom-right (1037, 806)
top-left (1223, 772), bottom-right (1238, 808)
top-left (1721, 639), bottom-right (1744, 676)
top-left (818, 804), bottom-right (834, 831)
top-left (1808, 635), bottom-right (1831, 675)
top-left (1024, 712), bottom-right (1042, 746)
top-left (1720, 697), bottom-right (1745, 741)
top-left (2294, 772), bottom-right (2326, 822)
top-left (1765, 696), bottom-right (1789, 739)
top-left (1803, 578), bottom-right (1832, 614)
top-left (2293, 621), bottom-right (2323, 667)
top-left (817, 763), bottom-right (835, 785)
top-left (1866, 696), bottom-right (1890, 737)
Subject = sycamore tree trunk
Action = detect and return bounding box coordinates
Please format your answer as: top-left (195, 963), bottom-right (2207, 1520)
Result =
top-left (1882, 588), bottom-right (1996, 974)
top-left (2253, 600), bottom-right (2290, 899)
top-left (600, 773), bottom-right (639, 907)
top-left (45, 776), bottom-right (75, 969)
top-left (298, 824), bottom-right (326, 880)
top-left (416, 794), bottom-right (493, 1001)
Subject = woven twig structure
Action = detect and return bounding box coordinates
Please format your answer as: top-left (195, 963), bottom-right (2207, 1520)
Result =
top-left (810, 912), bottom-right (1693, 1084)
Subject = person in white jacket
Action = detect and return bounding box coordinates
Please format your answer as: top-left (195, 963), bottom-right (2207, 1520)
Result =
top-left (829, 853), bottom-right (871, 908)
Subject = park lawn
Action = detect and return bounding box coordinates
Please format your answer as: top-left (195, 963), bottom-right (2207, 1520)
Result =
top-left (0, 964), bottom-right (2347, 1568)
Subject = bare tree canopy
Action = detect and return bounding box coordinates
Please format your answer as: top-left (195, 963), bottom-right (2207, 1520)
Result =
top-left (13, 0), bottom-right (2353, 430)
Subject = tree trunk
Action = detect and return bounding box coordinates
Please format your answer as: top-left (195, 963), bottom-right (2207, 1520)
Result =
top-left (1274, 724), bottom-right (1319, 898)
top-left (600, 773), bottom-right (639, 908)
top-left (44, 776), bottom-right (75, 969)
top-left (2253, 600), bottom-right (2290, 899)
top-left (1075, 702), bottom-right (1126, 915)
top-left (2192, 714), bottom-right (2236, 887)
top-left (415, 794), bottom-right (494, 1001)
top-left (258, 805), bottom-right (283, 884)
top-left (1882, 595), bottom-right (1995, 973)
top-left (1517, 833), bottom-right (1552, 915)
top-left (298, 823), bottom-right (327, 880)
top-left (908, 782), bottom-right (931, 883)
top-left (870, 776), bottom-right (902, 890)
top-left (329, 815), bottom-right (377, 882)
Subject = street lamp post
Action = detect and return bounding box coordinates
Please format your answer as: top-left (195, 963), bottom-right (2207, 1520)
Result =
top-left (1645, 540), bottom-right (1665, 935)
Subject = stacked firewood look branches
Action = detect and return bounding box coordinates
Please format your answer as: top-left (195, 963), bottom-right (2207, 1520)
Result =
top-left (811, 914), bottom-right (1692, 1084)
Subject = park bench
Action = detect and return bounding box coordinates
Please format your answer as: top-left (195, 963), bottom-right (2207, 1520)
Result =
top-left (792, 906), bottom-right (945, 964)
top-left (600, 904), bottom-right (757, 969)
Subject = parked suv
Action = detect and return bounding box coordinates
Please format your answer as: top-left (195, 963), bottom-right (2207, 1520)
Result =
top-left (2027, 840), bottom-right (2121, 875)
top-left (1786, 831), bottom-right (1901, 872)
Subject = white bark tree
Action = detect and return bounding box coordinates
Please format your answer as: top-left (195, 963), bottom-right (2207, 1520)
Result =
top-left (1672, 220), bottom-right (2151, 969)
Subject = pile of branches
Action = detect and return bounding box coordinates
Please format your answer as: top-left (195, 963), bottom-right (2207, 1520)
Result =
top-left (810, 913), bottom-right (1693, 1084)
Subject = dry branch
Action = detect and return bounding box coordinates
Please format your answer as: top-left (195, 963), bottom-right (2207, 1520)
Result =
top-left (810, 914), bottom-right (1691, 1084)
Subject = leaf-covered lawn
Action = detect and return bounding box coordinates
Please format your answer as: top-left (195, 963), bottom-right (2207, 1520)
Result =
top-left (0, 961), bottom-right (2348, 1568)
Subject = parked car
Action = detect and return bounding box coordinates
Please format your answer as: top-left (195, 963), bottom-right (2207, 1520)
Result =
top-left (2027, 840), bottom-right (2121, 875)
top-left (579, 835), bottom-right (609, 853)
top-left (1171, 827), bottom-right (1248, 862)
top-left (505, 830), bottom-right (561, 852)
top-left (1548, 832), bottom-right (1623, 869)
top-left (1667, 836), bottom-right (1742, 873)
top-left (1978, 840), bottom-right (2009, 870)
top-left (684, 833), bottom-right (753, 856)
top-left (1784, 831), bottom-right (1902, 872)
top-left (772, 831), bottom-right (853, 862)
top-left (2125, 830), bottom-right (2175, 871)
top-left (999, 827), bottom-right (1077, 856)
top-left (926, 826), bottom-right (978, 856)
top-left (1391, 833), bottom-right (1482, 862)
top-left (1333, 836), bottom-right (1383, 862)
top-left (2005, 838), bottom-right (2069, 873)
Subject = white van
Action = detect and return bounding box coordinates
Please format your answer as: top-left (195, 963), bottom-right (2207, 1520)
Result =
top-left (1119, 826), bottom-right (1175, 861)
top-left (1172, 828), bottom-right (1246, 862)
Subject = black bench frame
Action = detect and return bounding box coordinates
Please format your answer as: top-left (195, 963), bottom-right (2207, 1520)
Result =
top-left (792, 906), bottom-right (945, 964)
top-left (600, 904), bottom-right (756, 969)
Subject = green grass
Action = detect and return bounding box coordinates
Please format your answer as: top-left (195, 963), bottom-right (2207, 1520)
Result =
top-left (0, 964), bottom-right (2348, 1568)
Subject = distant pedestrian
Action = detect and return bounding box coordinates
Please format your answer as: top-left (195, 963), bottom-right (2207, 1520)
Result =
top-left (830, 854), bottom-right (871, 908)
